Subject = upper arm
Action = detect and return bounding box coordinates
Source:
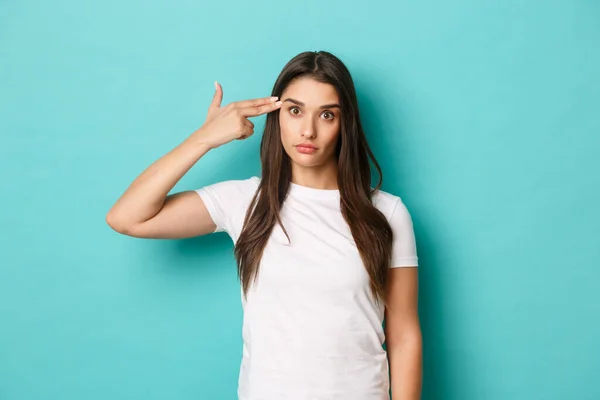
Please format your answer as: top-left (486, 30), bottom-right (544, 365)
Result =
top-left (384, 267), bottom-right (420, 345)
top-left (113, 190), bottom-right (218, 239)
top-left (384, 196), bottom-right (421, 342)
top-left (112, 177), bottom-right (258, 239)
top-left (389, 198), bottom-right (419, 267)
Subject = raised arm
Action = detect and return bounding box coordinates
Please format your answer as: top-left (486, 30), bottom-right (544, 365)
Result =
top-left (105, 81), bottom-right (282, 239)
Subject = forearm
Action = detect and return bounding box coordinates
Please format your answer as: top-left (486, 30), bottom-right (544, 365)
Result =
top-left (106, 132), bottom-right (211, 228)
top-left (388, 330), bottom-right (422, 400)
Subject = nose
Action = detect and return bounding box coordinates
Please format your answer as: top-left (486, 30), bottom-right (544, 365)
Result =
top-left (301, 117), bottom-right (317, 139)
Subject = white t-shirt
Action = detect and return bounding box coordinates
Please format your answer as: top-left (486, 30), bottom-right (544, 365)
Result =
top-left (195, 176), bottom-right (418, 400)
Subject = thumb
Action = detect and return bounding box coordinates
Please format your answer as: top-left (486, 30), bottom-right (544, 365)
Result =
top-left (211, 80), bottom-right (223, 108)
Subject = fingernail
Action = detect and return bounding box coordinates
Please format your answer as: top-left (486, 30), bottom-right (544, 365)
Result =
top-left (275, 101), bottom-right (282, 106)
top-left (214, 81), bottom-right (218, 90)
top-left (270, 96), bottom-right (278, 102)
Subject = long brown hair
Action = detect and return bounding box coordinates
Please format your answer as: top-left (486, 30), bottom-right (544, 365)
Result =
top-left (234, 50), bottom-right (394, 306)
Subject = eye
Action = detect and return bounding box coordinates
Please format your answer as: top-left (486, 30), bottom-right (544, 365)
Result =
top-left (322, 111), bottom-right (335, 120)
top-left (288, 107), bottom-right (335, 120)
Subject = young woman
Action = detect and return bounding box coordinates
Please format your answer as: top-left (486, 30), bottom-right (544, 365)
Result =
top-left (106, 51), bottom-right (422, 400)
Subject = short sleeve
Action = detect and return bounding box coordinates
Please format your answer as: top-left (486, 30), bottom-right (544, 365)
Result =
top-left (389, 198), bottom-right (419, 268)
top-left (194, 176), bottom-right (260, 236)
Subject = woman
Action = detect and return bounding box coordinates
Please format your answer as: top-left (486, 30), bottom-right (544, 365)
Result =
top-left (106, 50), bottom-right (422, 400)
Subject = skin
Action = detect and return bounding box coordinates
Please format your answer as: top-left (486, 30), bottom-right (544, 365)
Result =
top-left (278, 77), bottom-right (422, 400)
top-left (278, 76), bottom-right (341, 190)
top-left (106, 77), bottom-right (421, 399)
top-left (385, 267), bottom-right (422, 400)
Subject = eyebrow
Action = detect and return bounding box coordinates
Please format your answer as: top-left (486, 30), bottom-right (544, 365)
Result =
top-left (282, 98), bottom-right (341, 109)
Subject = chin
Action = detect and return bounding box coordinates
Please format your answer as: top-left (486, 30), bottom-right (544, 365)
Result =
top-left (289, 156), bottom-right (322, 168)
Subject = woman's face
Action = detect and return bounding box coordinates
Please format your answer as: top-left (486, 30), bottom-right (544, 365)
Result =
top-left (278, 77), bottom-right (341, 169)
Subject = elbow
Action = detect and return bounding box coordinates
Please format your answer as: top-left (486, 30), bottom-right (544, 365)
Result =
top-left (105, 209), bottom-right (130, 234)
top-left (387, 330), bottom-right (422, 359)
top-left (386, 322), bottom-right (422, 351)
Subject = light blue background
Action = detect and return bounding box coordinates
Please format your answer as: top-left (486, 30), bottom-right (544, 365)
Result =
top-left (1, 1), bottom-right (598, 399)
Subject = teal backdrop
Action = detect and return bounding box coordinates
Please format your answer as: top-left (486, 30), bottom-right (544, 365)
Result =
top-left (1, 1), bottom-right (598, 399)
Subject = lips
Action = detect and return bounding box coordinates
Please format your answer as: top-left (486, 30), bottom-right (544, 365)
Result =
top-left (296, 144), bottom-right (317, 150)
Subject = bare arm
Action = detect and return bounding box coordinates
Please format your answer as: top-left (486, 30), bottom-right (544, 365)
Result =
top-left (105, 81), bottom-right (282, 239)
top-left (105, 139), bottom-right (216, 238)
top-left (385, 266), bottom-right (422, 400)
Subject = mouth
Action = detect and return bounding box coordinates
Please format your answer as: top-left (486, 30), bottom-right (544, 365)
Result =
top-left (295, 144), bottom-right (318, 154)
top-left (295, 144), bottom-right (317, 150)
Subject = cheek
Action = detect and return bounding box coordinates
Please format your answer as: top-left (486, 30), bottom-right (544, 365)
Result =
top-left (279, 115), bottom-right (298, 145)
top-left (323, 124), bottom-right (341, 147)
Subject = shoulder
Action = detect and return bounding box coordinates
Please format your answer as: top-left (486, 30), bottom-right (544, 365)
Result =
top-left (373, 188), bottom-right (419, 267)
top-left (195, 175), bottom-right (260, 199)
top-left (371, 188), bottom-right (409, 221)
top-left (193, 176), bottom-right (261, 236)
top-left (194, 175), bottom-right (261, 220)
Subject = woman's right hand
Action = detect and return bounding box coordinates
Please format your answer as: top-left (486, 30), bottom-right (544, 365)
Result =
top-left (190, 81), bottom-right (283, 150)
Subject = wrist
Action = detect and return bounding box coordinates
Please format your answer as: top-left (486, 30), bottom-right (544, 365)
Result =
top-left (180, 134), bottom-right (213, 156)
top-left (188, 127), bottom-right (217, 149)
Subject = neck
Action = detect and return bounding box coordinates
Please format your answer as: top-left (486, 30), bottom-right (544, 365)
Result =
top-left (290, 160), bottom-right (338, 190)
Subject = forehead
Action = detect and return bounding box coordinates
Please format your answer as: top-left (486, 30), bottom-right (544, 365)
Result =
top-left (281, 77), bottom-right (339, 105)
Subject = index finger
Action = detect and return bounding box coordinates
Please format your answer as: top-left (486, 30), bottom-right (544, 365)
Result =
top-left (235, 96), bottom-right (279, 109)
top-left (241, 100), bottom-right (283, 117)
